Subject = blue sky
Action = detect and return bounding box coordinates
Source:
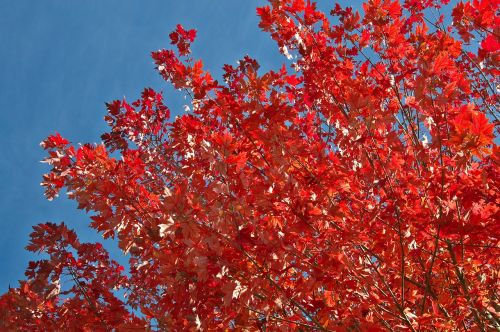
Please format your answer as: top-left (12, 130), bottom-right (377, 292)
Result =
top-left (0, 1), bottom-right (358, 291)
top-left (0, 0), bottom-right (294, 292)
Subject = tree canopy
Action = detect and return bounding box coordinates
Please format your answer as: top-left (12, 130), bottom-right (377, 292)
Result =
top-left (1, 0), bottom-right (499, 330)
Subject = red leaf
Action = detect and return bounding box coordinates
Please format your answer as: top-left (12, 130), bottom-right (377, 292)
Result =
top-left (481, 34), bottom-right (500, 52)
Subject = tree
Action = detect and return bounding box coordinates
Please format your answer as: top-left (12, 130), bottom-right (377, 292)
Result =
top-left (1, 0), bottom-right (499, 330)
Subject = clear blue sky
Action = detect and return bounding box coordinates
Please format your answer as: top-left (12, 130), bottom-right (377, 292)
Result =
top-left (0, 1), bottom-right (354, 291)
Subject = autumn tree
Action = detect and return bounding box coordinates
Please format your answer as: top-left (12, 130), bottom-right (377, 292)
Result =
top-left (1, 0), bottom-right (499, 330)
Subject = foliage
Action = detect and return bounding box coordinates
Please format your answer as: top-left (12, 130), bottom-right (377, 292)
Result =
top-left (1, 0), bottom-right (499, 330)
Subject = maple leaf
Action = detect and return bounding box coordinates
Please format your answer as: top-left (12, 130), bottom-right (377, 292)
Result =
top-left (450, 106), bottom-right (495, 158)
top-left (481, 34), bottom-right (500, 53)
